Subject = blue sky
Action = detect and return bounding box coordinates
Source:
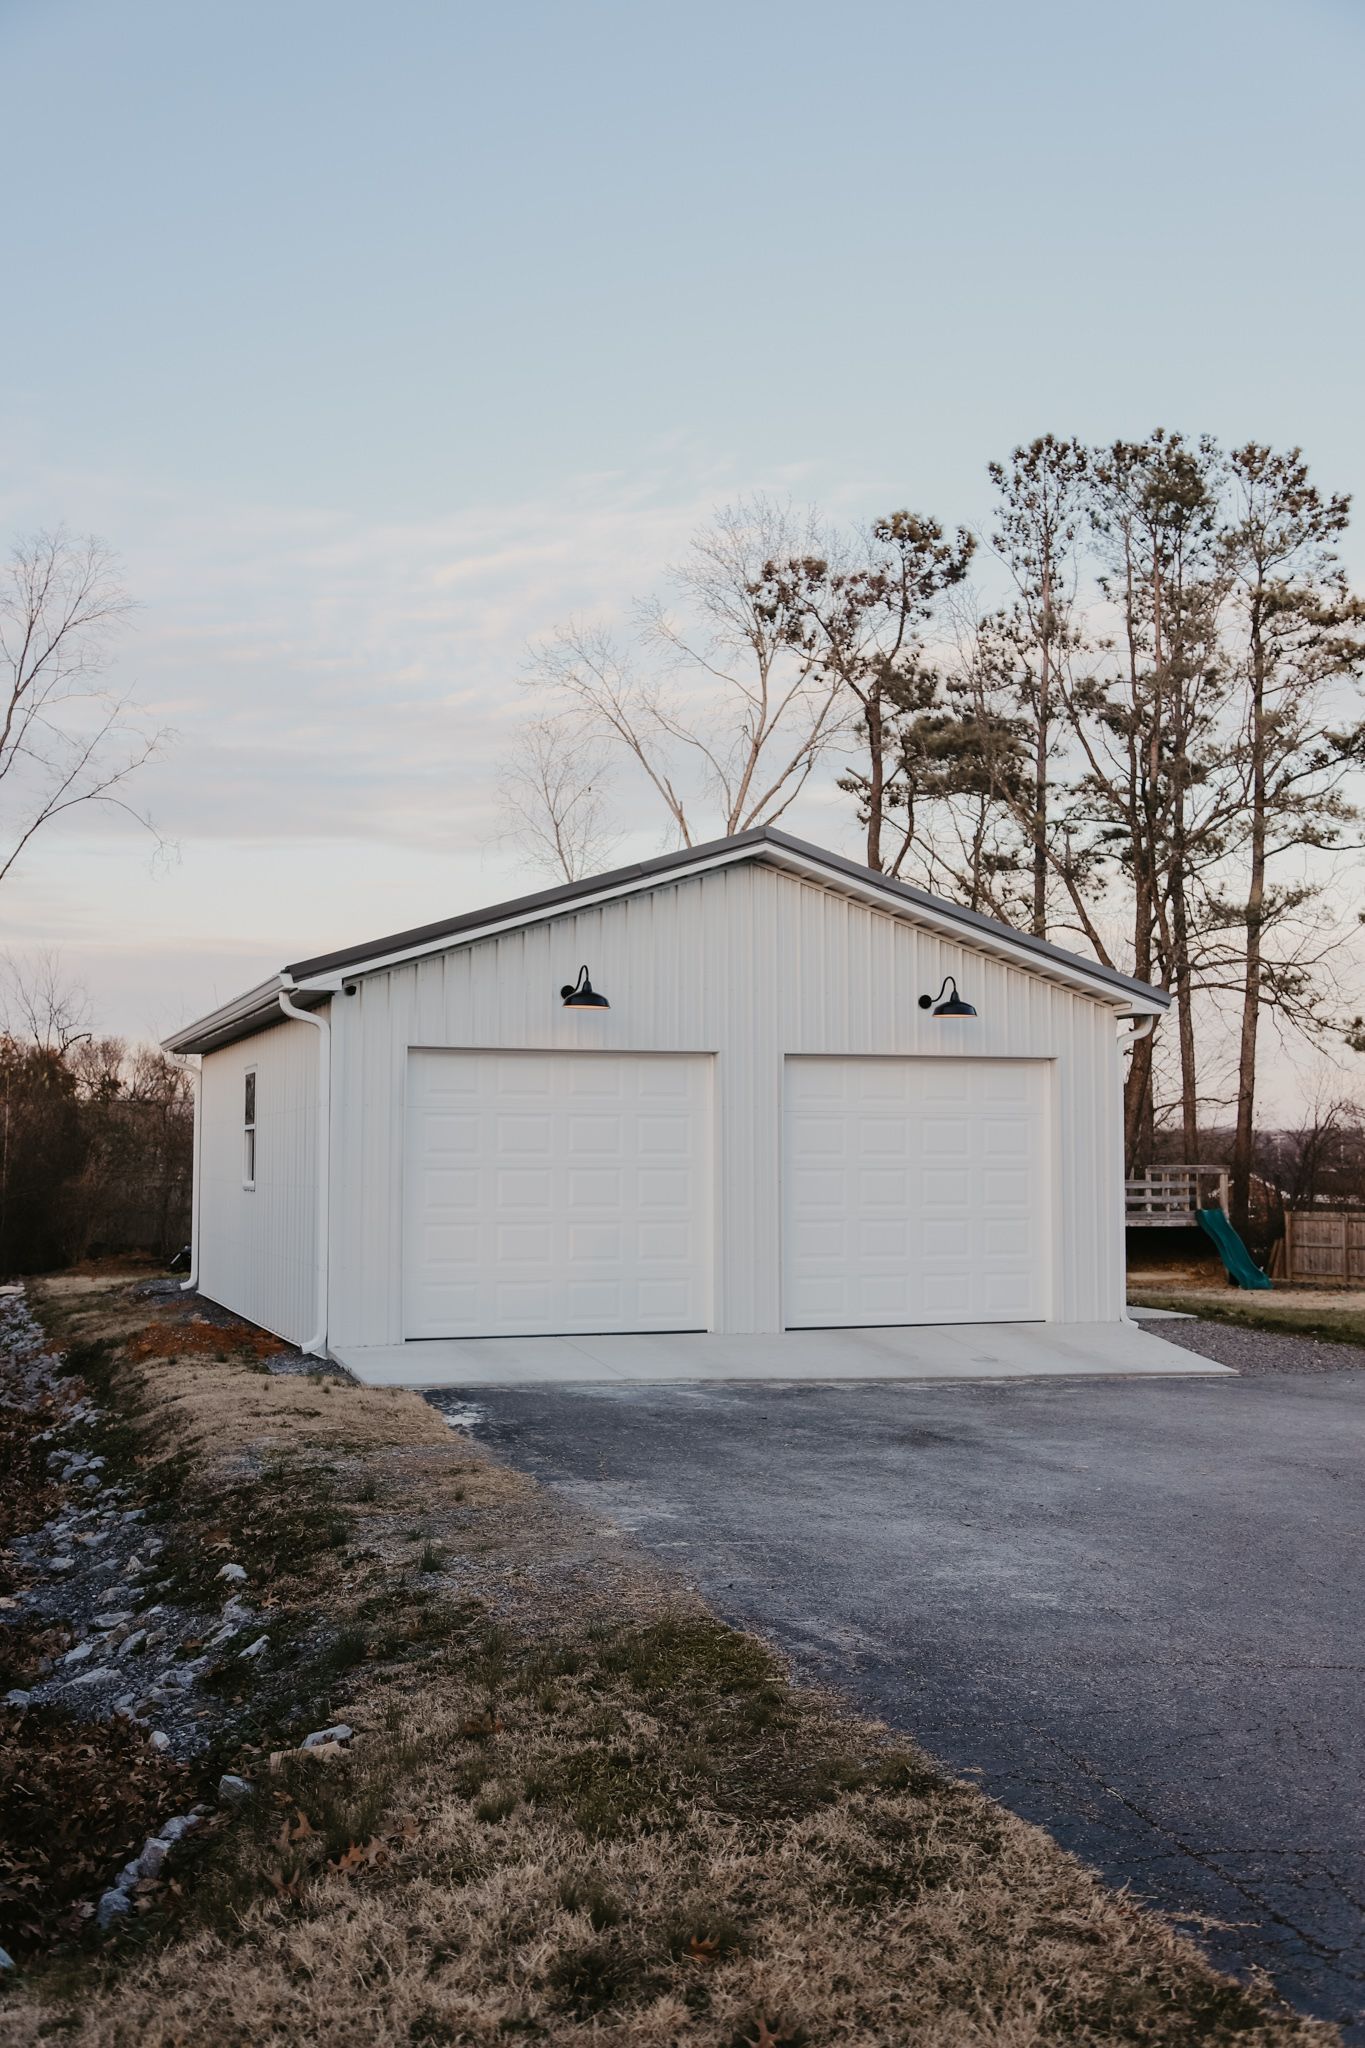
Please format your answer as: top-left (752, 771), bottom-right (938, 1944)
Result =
top-left (2, 0), bottom-right (1363, 1077)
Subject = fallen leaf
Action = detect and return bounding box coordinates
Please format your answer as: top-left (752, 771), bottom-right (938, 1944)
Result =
top-left (331, 1837), bottom-right (388, 1875)
top-left (460, 1710), bottom-right (503, 1739)
top-left (687, 1935), bottom-right (720, 1963)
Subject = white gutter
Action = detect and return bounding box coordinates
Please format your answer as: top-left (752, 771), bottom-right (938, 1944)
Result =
top-left (277, 988), bottom-right (331, 1358)
top-left (179, 1058), bottom-right (203, 1293)
top-left (1117, 1014), bottom-right (1156, 1049)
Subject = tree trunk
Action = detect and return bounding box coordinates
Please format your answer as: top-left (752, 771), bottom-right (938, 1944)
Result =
top-left (1031, 561), bottom-right (1051, 937)
top-left (1124, 870), bottom-right (1158, 1172)
top-left (864, 692), bottom-right (885, 870)
top-left (1169, 869), bottom-right (1200, 1158)
top-left (1230, 605), bottom-right (1267, 1235)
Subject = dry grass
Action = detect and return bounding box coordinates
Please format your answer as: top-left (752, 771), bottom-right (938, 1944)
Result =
top-left (0, 1274), bottom-right (1335, 2048)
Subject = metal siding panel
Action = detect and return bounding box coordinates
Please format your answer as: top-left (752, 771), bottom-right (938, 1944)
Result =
top-left (197, 1019), bottom-right (316, 1345)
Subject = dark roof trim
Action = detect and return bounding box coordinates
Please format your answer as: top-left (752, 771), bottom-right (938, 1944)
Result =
top-left (285, 824), bottom-right (1167, 1010)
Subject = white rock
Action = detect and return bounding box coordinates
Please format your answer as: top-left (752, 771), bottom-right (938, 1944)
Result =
top-left (69, 1666), bottom-right (117, 1686)
top-left (239, 1634), bottom-right (269, 1662)
top-left (118, 1630), bottom-right (148, 1659)
top-left (217, 1773), bottom-right (254, 1806)
top-left (302, 1723), bottom-right (354, 1749)
top-left (97, 1888), bottom-right (131, 1928)
top-left (0, 1945), bottom-right (13, 1969)
top-left (49, 1556), bottom-right (76, 1574)
top-left (159, 1811), bottom-right (198, 1839)
top-left (148, 1731), bottom-right (171, 1753)
top-left (216, 1562), bottom-right (247, 1584)
top-left (63, 1642), bottom-right (94, 1665)
top-left (97, 1611), bottom-right (136, 1629)
top-left (136, 1839), bottom-right (170, 1880)
top-left (4, 1690), bottom-right (30, 1710)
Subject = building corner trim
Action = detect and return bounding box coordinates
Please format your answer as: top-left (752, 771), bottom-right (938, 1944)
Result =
top-left (278, 988), bottom-right (331, 1357)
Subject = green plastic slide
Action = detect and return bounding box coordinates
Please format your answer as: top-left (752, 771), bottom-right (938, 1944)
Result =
top-left (1196, 1207), bottom-right (1273, 1290)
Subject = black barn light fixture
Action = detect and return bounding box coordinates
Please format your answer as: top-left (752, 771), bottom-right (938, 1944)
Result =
top-left (561, 964), bottom-right (610, 1009)
top-left (918, 975), bottom-right (976, 1018)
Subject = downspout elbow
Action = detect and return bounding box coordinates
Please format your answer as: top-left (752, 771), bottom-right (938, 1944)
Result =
top-left (1118, 1013), bottom-right (1156, 1049)
top-left (278, 989), bottom-right (331, 1358)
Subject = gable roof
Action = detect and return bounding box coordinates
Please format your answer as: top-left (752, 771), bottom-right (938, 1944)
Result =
top-left (164, 826), bottom-right (1168, 1054)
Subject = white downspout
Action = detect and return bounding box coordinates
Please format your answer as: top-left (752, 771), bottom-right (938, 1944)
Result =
top-left (278, 989), bottom-right (331, 1358)
top-left (180, 1058), bottom-right (202, 1292)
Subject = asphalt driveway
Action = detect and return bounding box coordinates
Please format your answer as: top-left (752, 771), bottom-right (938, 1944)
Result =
top-left (432, 1360), bottom-right (1365, 2037)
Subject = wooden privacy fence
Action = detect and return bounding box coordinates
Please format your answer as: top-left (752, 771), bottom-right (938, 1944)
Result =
top-left (1281, 1209), bottom-right (1365, 1286)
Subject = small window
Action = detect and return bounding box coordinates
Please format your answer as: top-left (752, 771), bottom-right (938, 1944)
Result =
top-left (243, 1068), bottom-right (257, 1188)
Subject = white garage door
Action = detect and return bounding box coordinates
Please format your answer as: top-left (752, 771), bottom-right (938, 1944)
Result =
top-left (784, 1057), bottom-right (1048, 1327)
top-left (404, 1050), bottom-right (712, 1339)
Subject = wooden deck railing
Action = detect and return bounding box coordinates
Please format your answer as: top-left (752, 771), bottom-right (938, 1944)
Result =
top-left (1125, 1164), bottom-right (1230, 1225)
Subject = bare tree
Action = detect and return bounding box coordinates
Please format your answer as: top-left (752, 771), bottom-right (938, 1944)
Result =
top-left (497, 713), bottom-right (620, 882)
top-left (520, 498), bottom-right (849, 858)
top-left (0, 528), bottom-right (165, 884)
top-left (0, 949), bottom-right (92, 1054)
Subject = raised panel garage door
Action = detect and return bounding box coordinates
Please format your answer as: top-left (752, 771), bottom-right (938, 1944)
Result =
top-left (784, 1057), bottom-right (1049, 1327)
top-left (404, 1050), bottom-right (712, 1339)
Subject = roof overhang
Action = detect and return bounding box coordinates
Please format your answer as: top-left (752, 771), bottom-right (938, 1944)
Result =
top-left (163, 978), bottom-right (330, 1057)
top-left (163, 827), bottom-right (1168, 1055)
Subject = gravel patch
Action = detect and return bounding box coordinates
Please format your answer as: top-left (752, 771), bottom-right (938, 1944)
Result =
top-left (1151, 1317), bottom-right (1365, 1376)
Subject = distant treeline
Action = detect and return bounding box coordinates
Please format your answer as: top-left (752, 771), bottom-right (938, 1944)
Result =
top-left (0, 1035), bottom-right (192, 1274)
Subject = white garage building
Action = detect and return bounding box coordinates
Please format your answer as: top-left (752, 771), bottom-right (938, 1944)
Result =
top-left (165, 828), bottom-right (1167, 1365)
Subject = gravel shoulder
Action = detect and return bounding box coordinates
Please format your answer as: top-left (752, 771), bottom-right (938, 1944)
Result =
top-left (1145, 1317), bottom-right (1365, 1376)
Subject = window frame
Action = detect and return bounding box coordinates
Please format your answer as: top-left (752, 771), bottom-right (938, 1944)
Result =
top-left (243, 1066), bottom-right (257, 1190)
